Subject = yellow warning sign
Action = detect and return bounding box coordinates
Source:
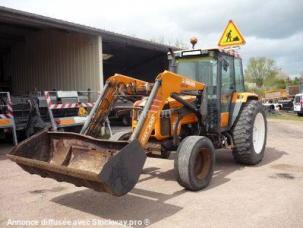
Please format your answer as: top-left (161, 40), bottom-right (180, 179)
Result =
top-left (218, 20), bottom-right (246, 47)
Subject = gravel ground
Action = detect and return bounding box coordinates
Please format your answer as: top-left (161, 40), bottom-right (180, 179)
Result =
top-left (0, 119), bottom-right (302, 228)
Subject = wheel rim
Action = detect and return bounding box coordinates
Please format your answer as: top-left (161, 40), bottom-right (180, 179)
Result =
top-left (194, 148), bottom-right (211, 180)
top-left (253, 113), bottom-right (266, 154)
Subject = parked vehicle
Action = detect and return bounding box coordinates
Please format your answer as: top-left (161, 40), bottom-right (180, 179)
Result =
top-left (262, 100), bottom-right (281, 112)
top-left (294, 93), bottom-right (303, 116)
top-left (0, 90), bottom-right (100, 144)
top-left (278, 99), bottom-right (294, 111)
top-left (0, 92), bottom-right (18, 145)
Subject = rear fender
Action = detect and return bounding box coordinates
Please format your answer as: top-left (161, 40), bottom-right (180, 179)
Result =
top-left (230, 92), bottom-right (259, 128)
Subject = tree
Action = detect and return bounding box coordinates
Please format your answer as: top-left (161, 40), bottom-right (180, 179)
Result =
top-left (263, 70), bottom-right (289, 89)
top-left (287, 76), bottom-right (300, 86)
top-left (274, 79), bottom-right (286, 89)
top-left (245, 57), bottom-right (277, 88)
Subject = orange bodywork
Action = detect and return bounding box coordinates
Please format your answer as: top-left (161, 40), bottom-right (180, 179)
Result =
top-left (220, 92), bottom-right (259, 128)
top-left (133, 96), bottom-right (198, 141)
top-left (232, 92), bottom-right (258, 103)
top-left (56, 118), bottom-right (75, 126)
top-left (133, 90), bottom-right (258, 138)
top-left (218, 91), bottom-right (258, 128)
top-left (220, 112), bottom-right (229, 128)
top-left (132, 71), bottom-right (204, 144)
top-left (0, 118), bottom-right (11, 126)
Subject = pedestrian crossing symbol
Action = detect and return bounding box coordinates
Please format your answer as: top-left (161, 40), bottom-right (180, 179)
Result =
top-left (218, 20), bottom-right (246, 47)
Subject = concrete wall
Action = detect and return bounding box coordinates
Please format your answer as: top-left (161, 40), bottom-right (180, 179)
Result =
top-left (4, 30), bottom-right (102, 94)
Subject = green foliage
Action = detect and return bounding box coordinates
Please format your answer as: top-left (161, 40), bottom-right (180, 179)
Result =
top-left (245, 57), bottom-right (299, 90)
top-left (274, 79), bottom-right (286, 89)
top-left (288, 77), bottom-right (300, 86)
top-left (245, 57), bottom-right (277, 88)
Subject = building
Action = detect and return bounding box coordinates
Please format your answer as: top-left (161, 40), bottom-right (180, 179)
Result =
top-left (0, 6), bottom-right (173, 95)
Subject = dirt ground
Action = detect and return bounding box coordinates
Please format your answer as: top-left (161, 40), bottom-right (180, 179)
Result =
top-left (0, 119), bottom-right (303, 227)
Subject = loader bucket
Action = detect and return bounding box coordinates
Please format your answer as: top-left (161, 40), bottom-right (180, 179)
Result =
top-left (7, 130), bottom-right (146, 196)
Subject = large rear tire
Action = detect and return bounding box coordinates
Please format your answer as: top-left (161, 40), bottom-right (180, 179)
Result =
top-left (174, 136), bottom-right (215, 191)
top-left (232, 100), bottom-right (267, 165)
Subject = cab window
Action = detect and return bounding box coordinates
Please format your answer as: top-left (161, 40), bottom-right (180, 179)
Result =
top-left (234, 58), bottom-right (244, 91)
top-left (221, 56), bottom-right (234, 93)
top-left (176, 57), bottom-right (217, 97)
top-left (220, 55), bottom-right (234, 113)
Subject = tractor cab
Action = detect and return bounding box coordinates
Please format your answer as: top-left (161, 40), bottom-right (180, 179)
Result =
top-left (168, 48), bottom-right (249, 132)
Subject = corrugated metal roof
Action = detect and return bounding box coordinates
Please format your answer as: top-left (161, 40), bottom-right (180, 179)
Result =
top-left (0, 6), bottom-right (175, 52)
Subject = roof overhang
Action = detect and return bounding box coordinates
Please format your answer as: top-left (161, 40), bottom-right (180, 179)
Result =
top-left (0, 6), bottom-right (176, 52)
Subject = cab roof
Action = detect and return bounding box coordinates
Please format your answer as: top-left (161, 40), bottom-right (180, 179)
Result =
top-left (172, 47), bottom-right (241, 59)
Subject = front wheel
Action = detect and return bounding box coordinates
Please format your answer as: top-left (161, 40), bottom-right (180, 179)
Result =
top-left (232, 100), bottom-right (267, 165)
top-left (174, 136), bottom-right (215, 191)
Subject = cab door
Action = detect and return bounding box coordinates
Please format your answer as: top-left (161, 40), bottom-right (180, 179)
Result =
top-left (219, 55), bottom-right (235, 128)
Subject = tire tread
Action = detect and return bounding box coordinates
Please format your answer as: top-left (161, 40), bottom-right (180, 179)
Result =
top-left (232, 100), bottom-right (267, 165)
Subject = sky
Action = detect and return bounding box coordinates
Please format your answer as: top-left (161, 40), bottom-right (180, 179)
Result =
top-left (1, 0), bottom-right (303, 77)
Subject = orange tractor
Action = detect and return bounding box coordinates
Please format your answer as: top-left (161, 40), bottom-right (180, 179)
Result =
top-left (8, 48), bottom-right (267, 196)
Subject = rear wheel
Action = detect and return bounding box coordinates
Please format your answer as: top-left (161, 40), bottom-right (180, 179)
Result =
top-left (174, 136), bottom-right (215, 191)
top-left (232, 100), bottom-right (267, 165)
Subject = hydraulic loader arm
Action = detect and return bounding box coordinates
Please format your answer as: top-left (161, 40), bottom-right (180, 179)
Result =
top-left (129, 70), bottom-right (205, 146)
top-left (81, 70), bottom-right (205, 147)
top-left (81, 74), bottom-right (152, 137)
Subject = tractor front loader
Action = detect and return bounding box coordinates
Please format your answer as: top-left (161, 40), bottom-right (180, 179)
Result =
top-left (8, 48), bottom-right (267, 196)
top-left (8, 72), bottom-right (206, 196)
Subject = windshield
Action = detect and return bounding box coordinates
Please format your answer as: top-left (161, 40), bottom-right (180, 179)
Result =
top-left (176, 57), bottom-right (217, 90)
